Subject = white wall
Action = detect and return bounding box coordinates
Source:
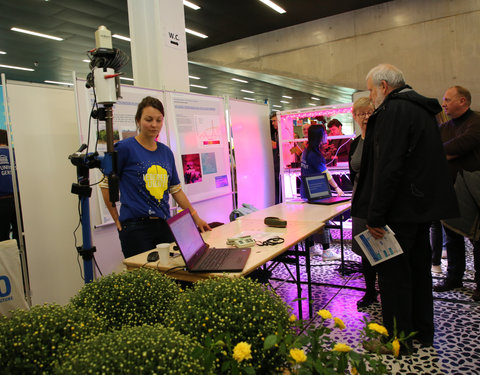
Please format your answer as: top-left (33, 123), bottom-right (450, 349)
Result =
top-left (229, 99), bottom-right (273, 209)
top-left (6, 82), bottom-right (84, 305)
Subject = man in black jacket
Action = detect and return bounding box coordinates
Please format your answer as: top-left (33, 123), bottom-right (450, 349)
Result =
top-left (433, 86), bottom-right (480, 301)
top-left (352, 64), bottom-right (459, 349)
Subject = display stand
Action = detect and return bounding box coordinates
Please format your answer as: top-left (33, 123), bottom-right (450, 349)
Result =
top-left (275, 103), bottom-right (354, 202)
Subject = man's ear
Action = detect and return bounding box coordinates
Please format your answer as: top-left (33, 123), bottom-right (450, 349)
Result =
top-left (380, 80), bottom-right (388, 94)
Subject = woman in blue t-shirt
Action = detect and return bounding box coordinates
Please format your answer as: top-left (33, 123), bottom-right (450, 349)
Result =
top-left (101, 96), bottom-right (211, 258)
top-left (300, 125), bottom-right (344, 261)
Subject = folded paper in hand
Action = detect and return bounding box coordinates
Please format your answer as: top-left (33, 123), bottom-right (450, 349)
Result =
top-left (354, 226), bottom-right (403, 266)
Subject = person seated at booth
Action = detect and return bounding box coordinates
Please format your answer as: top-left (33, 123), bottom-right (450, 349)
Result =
top-left (300, 125), bottom-right (344, 261)
top-left (101, 96), bottom-right (211, 258)
top-left (326, 119), bottom-right (351, 163)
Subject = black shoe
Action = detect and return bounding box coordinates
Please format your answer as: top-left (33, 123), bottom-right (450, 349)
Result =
top-left (433, 280), bottom-right (463, 292)
top-left (356, 292), bottom-right (377, 308)
top-left (414, 338), bottom-right (433, 348)
top-left (473, 288), bottom-right (480, 302)
top-left (414, 333), bottom-right (434, 348)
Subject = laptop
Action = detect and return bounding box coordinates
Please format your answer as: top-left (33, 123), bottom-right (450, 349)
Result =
top-left (167, 209), bottom-right (251, 272)
top-left (302, 173), bottom-right (351, 205)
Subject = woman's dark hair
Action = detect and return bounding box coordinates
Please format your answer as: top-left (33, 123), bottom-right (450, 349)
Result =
top-left (135, 96), bottom-right (165, 123)
top-left (307, 125), bottom-right (326, 153)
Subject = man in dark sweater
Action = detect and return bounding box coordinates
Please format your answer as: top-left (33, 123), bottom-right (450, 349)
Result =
top-left (352, 64), bottom-right (459, 350)
top-left (433, 86), bottom-right (480, 301)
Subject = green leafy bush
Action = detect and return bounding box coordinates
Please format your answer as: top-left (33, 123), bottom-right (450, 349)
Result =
top-left (70, 268), bottom-right (180, 330)
top-left (168, 277), bottom-right (293, 373)
top-left (0, 304), bottom-right (107, 375)
top-left (54, 324), bottom-right (211, 374)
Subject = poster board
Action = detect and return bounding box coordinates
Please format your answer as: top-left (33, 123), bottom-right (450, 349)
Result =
top-left (74, 80), bottom-right (232, 224)
top-left (74, 79), bottom-right (168, 224)
top-left (165, 91), bottom-right (231, 204)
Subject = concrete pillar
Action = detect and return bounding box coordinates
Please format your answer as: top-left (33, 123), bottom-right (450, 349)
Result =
top-left (127, 0), bottom-right (189, 92)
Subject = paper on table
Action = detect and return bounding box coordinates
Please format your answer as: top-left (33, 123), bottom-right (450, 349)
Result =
top-left (232, 231), bottom-right (283, 242)
top-left (354, 226), bottom-right (403, 266)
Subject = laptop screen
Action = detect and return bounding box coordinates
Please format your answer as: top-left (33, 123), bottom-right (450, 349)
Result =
top-left (304, 173), bottom-right (331, 199)
top-left (167, 210), bottom-right (205, 264)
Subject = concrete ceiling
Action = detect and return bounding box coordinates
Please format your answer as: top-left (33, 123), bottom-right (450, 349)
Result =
top-left (0, 0), bottom-right (390, 109)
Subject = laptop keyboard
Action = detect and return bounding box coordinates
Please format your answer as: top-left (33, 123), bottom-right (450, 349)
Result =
top-left (197, 248), bottom-right (231, 270)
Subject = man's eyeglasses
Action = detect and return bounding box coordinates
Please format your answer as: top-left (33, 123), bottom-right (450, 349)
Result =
top-left (356, 112), bottom-right (373, 118)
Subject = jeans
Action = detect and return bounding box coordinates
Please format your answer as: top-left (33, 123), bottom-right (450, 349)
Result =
top-left (118, 218), bottom-right (174, 258)
top-left (445, 226), bottom-right (480, 287)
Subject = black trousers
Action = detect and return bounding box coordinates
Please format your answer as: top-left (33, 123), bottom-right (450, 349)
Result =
top-left (118, 218), bottom-right (174, 258)
top-left (430, 220), bottom-right (444, 266)
top-left (0, 197), bottom-right (18, 243)
top-left (376, 222), bottom-right (433, 343)
top-left (444, 226), bottom-right (480, 287)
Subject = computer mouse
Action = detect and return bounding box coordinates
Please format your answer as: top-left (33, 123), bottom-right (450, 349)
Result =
top-left (147, 251), bottom-right (159, 262)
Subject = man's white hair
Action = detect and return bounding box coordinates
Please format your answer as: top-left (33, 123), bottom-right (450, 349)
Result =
top-left (366, 64), bottom-right (405, 89)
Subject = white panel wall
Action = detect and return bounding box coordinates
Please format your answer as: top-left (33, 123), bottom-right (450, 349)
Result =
top-left (229, 99), bottom-right (273, 209)
top-left (7, 82), bottom-right (84, 305)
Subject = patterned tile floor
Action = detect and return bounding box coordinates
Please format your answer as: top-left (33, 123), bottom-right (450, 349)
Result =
top-left (269, 230), bottom-right (480, 375)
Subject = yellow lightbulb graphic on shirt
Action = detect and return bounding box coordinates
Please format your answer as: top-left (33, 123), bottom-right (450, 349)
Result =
top-left (144, 164), bottom-right (168, 201)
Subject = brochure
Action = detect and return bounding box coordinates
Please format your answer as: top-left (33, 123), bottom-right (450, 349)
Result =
top-left (354, 226), bottom-right (403, 266)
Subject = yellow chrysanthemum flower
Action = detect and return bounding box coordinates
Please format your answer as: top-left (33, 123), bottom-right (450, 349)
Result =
top-left (317, 309), bottom-right (332, 320)
top-left (368, 323), bottom-right (389, 336)
top-left (392, 338), bottom-right (400, 357)
top-left (289, 314), bottom-right (297, 322)
top-left (232, 342), bottom-right (252, 363)
top-left (334, 317), bottom-right (346, 330)
top-left (333, 343), bottom-right (352, 352)
top-left (351, 367), bottom-right (358, 375)
top-left (289, 348), bottom-right (307, 363)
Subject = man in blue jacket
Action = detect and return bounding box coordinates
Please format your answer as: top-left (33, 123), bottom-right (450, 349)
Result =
top-left (352, 64), bottom-right (459, 351)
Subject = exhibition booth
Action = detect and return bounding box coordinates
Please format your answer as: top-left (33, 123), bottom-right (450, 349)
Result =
top-left (0, 76), bottom-right (276, 307)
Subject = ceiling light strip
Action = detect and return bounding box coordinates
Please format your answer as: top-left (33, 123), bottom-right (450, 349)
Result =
top-left (258, 0), bottom-right (286, 14)
top-left (232, 78), bottom-right (248, 83)
top-left (44, 80), bottom-right (73, 86)
top-left (189, 75), bottom-right (201, 80)
top-left (241, 89), bottom-right (255, 94)
top-left (11, 27), bottom-right (63, 41)
top-left (185, 28), bottom-right (208, 38)
top-left (112, 34), bottom-right (131, 42)
top-left (0, 51), bottom-right (7, 55)
top-left (0, 64), bottom-right (34, 72)
top-left (120, 77), bottom-right (134, 81)
top-left (183, 0), bottom-right (200, 10)
top-left (190, 84), bottom-right (208, 89)
top-left (243, 97), bottom-right (255, 101)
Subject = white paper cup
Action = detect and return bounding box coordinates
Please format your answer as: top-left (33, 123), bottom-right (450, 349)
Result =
top-left (156, 243), bottom-right (170, 263)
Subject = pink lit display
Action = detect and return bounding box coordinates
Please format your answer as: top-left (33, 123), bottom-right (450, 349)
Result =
top-left (280, 106), bottom-right (353, 121)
